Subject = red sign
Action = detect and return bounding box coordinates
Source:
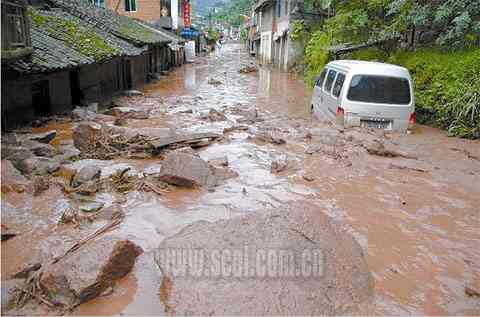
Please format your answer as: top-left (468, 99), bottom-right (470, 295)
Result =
top-left (183, 1), bottom-right (191, 28)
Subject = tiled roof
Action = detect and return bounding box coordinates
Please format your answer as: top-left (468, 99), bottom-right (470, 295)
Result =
top-left (48, 0), bottom-right (172, 46)
top-left (10, 27), bottom-right (94, 73)
top-left (138, 22), bottom-right (187, 44)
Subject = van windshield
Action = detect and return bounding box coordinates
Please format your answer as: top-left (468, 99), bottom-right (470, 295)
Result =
top-left (347, 75), bottom-right (411, 105)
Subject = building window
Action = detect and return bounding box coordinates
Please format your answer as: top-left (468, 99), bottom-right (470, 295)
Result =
top-left (277, 0), bottom-right (281, 17)
top-left (160, 0), bottom-right (171, 16)
top-left (91, 0), bottom-right (105, 7)
top-left (125, 0), bottom-right (137, 12)
top-left (6, 5), bottom-right (27, 46)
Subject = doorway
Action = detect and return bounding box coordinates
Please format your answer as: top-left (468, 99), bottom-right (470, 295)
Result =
top-left (32, 80), bottom-right (51, 116)
top-left (69, 70), bottom-right (82, 105)
top-left (124, 59), bottom-right (133, 89)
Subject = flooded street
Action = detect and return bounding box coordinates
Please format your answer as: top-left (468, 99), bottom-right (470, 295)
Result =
top-left (2, 44), bottom-right (480, 315)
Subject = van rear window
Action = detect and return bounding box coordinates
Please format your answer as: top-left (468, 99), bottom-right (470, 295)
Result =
top-left (324, 70), bottom-right (337, 93)
top-left (347, 75), bottom-right (411, 105)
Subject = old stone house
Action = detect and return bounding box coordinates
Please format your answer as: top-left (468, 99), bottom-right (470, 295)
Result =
top-left (251, 0), bottom-right (303, 71)
top-left (1, 0), bottom-right (184, 130)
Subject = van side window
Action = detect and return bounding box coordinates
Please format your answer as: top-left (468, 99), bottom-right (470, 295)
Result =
top-left (316, 69), bottom-right (327, 88)
top-left (324, 70), bottom-right (337, 93)
top-left (332, 73), bottom-right (346, 97)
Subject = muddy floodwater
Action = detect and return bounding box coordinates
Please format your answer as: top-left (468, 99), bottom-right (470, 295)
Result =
top-left (2, 44), bottom-right (480, 315)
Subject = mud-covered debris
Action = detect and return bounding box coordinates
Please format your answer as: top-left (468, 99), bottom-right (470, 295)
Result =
top-left (72, 107), bottom-right (96, 121)
top-left (254, 131), bottom-right (286, 145)
top-left (158, 151), bottom-right (217, 187)
top-left (365, 141), bottom-right (417, 159)
top-left (271, 154), bottom-right (289, 173)
top-left (207, 108), bottom-right (227, 121)
top-left (79, 201), bottom-right (105, 213)
top-left (1, 133), bottom-right (17, 145)
top-left (73, 122), bottom-right (103, 152)
top-left (57, 145), bottom-right (81, 163)
top-left (154, 202), bottom-right (374, 315)
top-left (123, 90), bottom-right (144, 96)
top-left (1, 145), bottom-right (34, 161)
top-left (72, 166), bottom-right (101, 188)
top-left (40, 237), bottom-right (143, 306)
top-left (208, 78), bottom-right (223, 86)
top-left (148, 132), bottom-right (222, 151)
top-left (15, 157), bottom-right (60, 176)
top-left (106, 107), bottom-right (149, 120)
top-left (12, 263), bottom-right (42, 279)
top-left (465, 286), bottom-right (480, 298)
top-left (1, 279), bottom-right (23, 311)
top-left (28, 130), bottom-right (56, 144)
top-left (22, 140), bottom-right (56, 157)
top-left (1, 224), bottom-right (17, 241)
top-left (1, 160), bottom-right (29, 193)
top-left (303, 174), bottom-right (315, 181)
top-left (231, 106), bottom-right (258, 123)
top-left (33, 176), bottom-right (50, 196)
top-left (114, 117), bottom-right (128, 126)
top-left (238, 64), bottom-right (258, 73)
top-left (208, 156), bottom-right (229, 167)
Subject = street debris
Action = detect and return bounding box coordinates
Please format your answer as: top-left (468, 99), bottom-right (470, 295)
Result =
top-left (207, 78), bottom-right (223, 86)
top-left (33, 176), bottom-right (50, 196)
top-left (238, 64), bottom-right (258, 73)
top-left (207, 108), bottom-right (228, 121)
top-left (270, 154), bottom-right (289, 173)
top-left (71, 165), bottom-right (101, 188)
top-left (365, 140), bottom-right (417, 159)
top-left (465, 286), bottom-right (480, 298)
top-left (27, 130), bottom-right (57, 144)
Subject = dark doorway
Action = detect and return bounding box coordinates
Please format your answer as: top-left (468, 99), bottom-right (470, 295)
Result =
top-left (69, 70), bottom-right (82, 105)
top-left (32, 80), bottom-right (51, 116)
top-left (124, 59), bottom-right (133, 89)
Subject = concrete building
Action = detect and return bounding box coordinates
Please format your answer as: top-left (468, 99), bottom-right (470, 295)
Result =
top-left (251, 0), bottom-right (304, 71)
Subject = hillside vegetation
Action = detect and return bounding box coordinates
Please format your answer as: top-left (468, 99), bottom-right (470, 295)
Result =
top-left (295, 0), bottom-right (480, 138)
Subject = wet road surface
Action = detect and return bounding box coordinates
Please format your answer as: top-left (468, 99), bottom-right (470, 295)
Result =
top-left (2, 44), bottom-right (480, 315)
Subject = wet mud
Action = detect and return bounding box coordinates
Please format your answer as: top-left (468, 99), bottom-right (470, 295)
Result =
top-left (2, 44), bottom-right (480, 315)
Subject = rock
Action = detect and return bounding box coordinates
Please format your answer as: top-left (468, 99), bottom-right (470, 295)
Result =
top-left (1, 133), bottom-right (17, 145)
top-left (238, 64), bottom-right (258, 73)
top-left (28, 130), bottom-right (57, 144)
top-left (465, 286), bottom-right (480, 298)
top-left (302, 174), bottom-right (315, 182)
top-left (12, 262), bottom-right (42, 279)
top-left (233, 107), bottom-right (258, 123)
top-left (79, 201), bottom-right (105, 213)
top-left (72, 122), bottom-right (103, 152)
top-left (207, 108), bottom-right (227, 122)
top-left (21, 140), bottom-right (56, 157)
top-left (158, 152), bottom-right (217, 187)
top-left (1, 160), bottom-right (29, 193)
top-left (123, 90), bottom-right (144, 96)
top-left (211, 166), bottom-right (238, 183)
top-left (365, 140), bottom-right (417, 159)
top-left (208, 156), bottom-right (229, 167)
top-left (15, 157), bottom-right (60, 176)
top-left (154, 202), bottom-right (374, 315)
top-left (208, 78), bottom-right (223, 86)
top-left (255, 131), bottom-right (286, 145)
top-left (270, 154), bottom-right (289, 173)
top-left (40, 237), bottom-right (143, 306)
top-left (33, 176), bottom-right (50, 196)
top-left (305, 144), bottom-right (322, 155)
top-left (72, 107), bottom-right (97, 121)
top-left (114, 117), bottom-right (128, 126)
top-left (1, 224), bottom-right (17, 241)
top-left (1, 145), bottom-right (34, 161)
top-left (106, 107), bottom-right (149, 120)
top-left (57, 145), bottom-right (81, 163)
top-left (1, 279), bottom-right (22, 311)
top-left (72, 165), bottom-right (101, 188)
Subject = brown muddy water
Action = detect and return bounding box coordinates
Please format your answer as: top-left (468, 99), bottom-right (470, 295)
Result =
top-left (2, 44), bottom-right (480, 315)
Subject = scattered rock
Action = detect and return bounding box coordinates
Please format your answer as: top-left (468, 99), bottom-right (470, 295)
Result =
top-left (106, 107), bottom-right (149, 120)
top-left (158, 152), bottom-right (217, 187)
top-left (207, 108), bottom-right (227, 122)
top-left (1, 224), bottom-right (17, 241)
top-left (1, 160), bottom-right (29, 193)
top-left (15, 157), bottom-right (60, 176)
top-left (154, 202), bottom-right (374, 315)
top-left (1, 133), bottom-right (17, 145)
top-left (40, 237), bottom-right (143, 306)
top-left (302, 174), bottom-right (315, 182)
top-left (72, 165), bottom-right (101, 188)
top-left (305, 144), bottom-right (322, 155)
top-left (465, 286), bottom-right (480, 298)
top-left (28, 130), bottom-right (57, 144)
top-left (238, 64), bottom-right (258, 73)
top-left (211, 166), bottom-right (239, 183)
top-left (123, 90), bottom-right (144, 96)
top-left (72, 107), bottom-right (97, 121)
top-left (72, 122), bottom-right (103, 152)
top-left (365, 141), bottom-right (417, 159)
top-left (270, 154), bottom-right (289, 173)
top-left (208, 78), bottom-right (223, 86)
top-left (1, 145), bottom-right (34, 161)
top-left (33, 176), bottom-right (50, 196)
top-left (114, 117), bottom-right (128, 126)
top-left (22, 140), bottom-right (56, 157)
top-left (255, 131), bottom-right (286, 145)
top-left (79, 201), bottom-right (105, 213)
top-left (57, 145), bottom-right (81, 163)
top-left (208, 156), bottom-right (229, 167)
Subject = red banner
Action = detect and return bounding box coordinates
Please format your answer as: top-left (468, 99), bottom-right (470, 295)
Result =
top-left (183, 1), bottom-right (191, 28)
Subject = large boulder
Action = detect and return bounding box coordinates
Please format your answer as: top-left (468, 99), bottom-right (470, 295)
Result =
top-left (21, 140), bottom-right (56, 157)
top-left (40, 237), bottom-right (142, 306)
top-left (72, 122), bottom-right (103, 152)
top-left (154, 202), bottom-right (374, 315)
top-left (106, 107), bottom-right (149, 119)
top-left (1, 145), bottom-right (34, 161)
top-left (158, 152), bottom-right (217, 187)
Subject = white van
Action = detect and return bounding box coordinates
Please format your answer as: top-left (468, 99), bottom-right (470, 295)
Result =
top-left (311, 60), bottom-right (415, 132)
